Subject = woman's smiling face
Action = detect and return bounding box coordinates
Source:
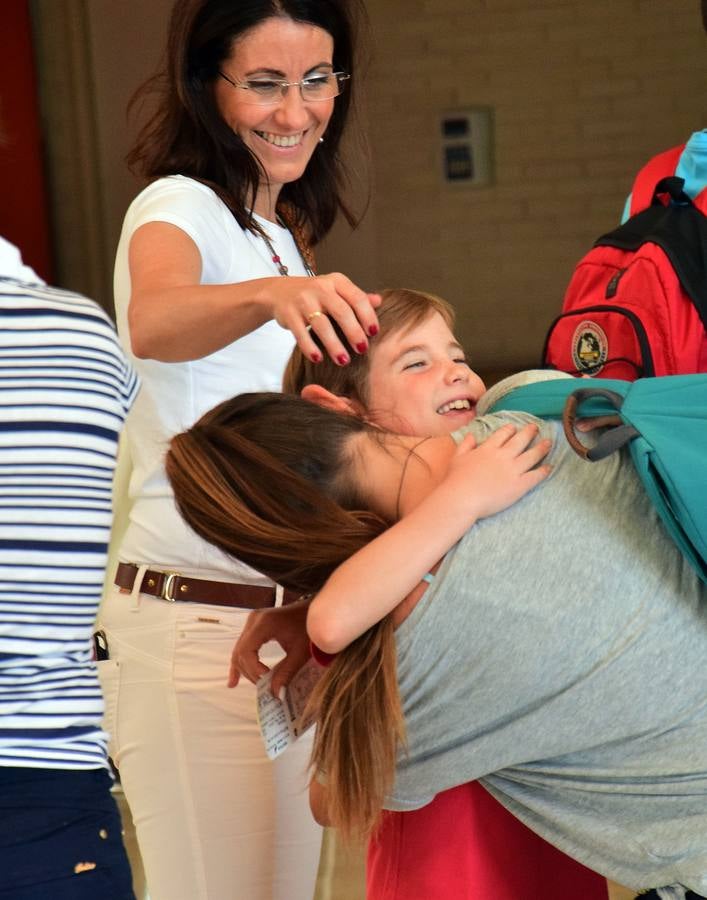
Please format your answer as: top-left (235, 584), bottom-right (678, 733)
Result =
top-left (214, 16), bottom-right (335, 219)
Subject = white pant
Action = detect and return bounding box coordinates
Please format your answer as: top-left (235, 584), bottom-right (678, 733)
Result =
top-left (98, 583), bottom-right (322, 900)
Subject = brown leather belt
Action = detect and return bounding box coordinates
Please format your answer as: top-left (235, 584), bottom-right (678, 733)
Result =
top-left (115, 562), bottom-right (300, 609)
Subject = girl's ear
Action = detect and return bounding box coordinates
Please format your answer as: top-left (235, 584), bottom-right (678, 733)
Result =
top-left (301, 384), bottom-right (365, 419)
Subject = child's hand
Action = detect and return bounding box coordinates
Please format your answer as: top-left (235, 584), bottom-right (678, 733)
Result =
top-left (441, 423), bottom-right (552, 520)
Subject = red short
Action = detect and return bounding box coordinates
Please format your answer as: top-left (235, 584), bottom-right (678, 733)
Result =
top-left (367, 781), bottom-right (608, 900)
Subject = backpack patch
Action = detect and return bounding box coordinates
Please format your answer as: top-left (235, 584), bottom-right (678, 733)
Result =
top-left (571, 320), bottom-right (608, 374)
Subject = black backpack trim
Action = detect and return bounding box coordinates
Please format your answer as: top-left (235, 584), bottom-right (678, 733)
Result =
top-left (593, 176), bottom-right (707, 330)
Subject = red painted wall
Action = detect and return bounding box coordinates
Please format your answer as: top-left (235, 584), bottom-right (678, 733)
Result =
top-left (0, 0), bottom-right (53, 281)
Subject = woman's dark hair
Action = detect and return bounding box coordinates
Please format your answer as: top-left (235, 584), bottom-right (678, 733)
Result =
top-left (127, 0), bottom-right (368, 243)
top-left (166, 391), bottom-right (406, 838)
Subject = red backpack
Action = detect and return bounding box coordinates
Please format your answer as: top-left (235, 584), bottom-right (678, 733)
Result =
top-left (542, 146), bottom-right (707, 379)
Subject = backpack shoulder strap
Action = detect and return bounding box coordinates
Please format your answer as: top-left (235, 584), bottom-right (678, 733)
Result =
top-left (629, 144), bottom-right (685, 215)
top-left (487, 377), bottom-right (630, 419)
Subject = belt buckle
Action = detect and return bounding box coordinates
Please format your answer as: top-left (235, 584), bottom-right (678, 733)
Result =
top-left (161, 572), bottom-right (179, 602)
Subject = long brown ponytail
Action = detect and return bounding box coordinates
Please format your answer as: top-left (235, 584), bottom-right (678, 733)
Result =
top-left (166, 392), bottom-right (406, 836)
top-left (307, 616), bottom-right (406, 839)
top-left (166, 392), bottom-right (384, 592)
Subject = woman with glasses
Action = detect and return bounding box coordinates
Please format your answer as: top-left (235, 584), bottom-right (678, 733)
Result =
top-left (98, 2), bottom-right (376, 898)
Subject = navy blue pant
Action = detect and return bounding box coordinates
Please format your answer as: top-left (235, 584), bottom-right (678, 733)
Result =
top-left (0, 767), bottom-right (135, 899)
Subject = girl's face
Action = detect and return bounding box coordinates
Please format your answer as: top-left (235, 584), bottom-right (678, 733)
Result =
top-left (363, 313), bottom-right (486, 437)
top-left (214, 16), bottom-right (335, 219)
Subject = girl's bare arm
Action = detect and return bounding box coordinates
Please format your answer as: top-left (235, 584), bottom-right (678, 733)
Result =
top-left (307, 424), bottom-right (551, 653)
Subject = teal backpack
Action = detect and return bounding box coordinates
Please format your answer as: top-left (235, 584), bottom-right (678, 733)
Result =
top-left (487, 374), bottom-right (707, 585)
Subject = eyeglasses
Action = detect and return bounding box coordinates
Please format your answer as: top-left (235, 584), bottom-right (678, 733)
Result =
top-left (218, 71), bottom-right (350, 106)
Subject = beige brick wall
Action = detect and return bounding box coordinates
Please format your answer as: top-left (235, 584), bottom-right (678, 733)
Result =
top-left (319, 0), bottom-right (707, 375)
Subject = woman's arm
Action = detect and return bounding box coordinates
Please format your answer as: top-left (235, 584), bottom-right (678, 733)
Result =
top-left (307, 423), bottom-right (551, 653)
top-left (228, 597), bottom-right (311, 694)
top-left (127, 223), bottom-right (380, 363)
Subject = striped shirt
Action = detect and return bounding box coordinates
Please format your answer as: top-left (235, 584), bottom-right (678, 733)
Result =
top-left (0, 259), bottom-right (138, 769)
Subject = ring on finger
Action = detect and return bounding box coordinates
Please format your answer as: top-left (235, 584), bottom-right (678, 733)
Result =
top-left (306, 310), bottom-right (324, 324)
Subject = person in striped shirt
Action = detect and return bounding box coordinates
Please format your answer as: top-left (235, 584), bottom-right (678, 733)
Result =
top-left (0, 236), bottom-right (139, 899)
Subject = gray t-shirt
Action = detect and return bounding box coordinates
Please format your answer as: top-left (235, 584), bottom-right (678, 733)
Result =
top-left (391, 411), bottom-right (707, 894)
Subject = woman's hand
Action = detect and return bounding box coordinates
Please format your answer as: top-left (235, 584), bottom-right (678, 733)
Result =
top-left (229, 598), bottom-right (311, 697)
top-left (268, 273), bottom-right (381, 365)
top-left (439, 423), bottom-right (552, 521)
top-left (128, 223), bottom-right (379, 362)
